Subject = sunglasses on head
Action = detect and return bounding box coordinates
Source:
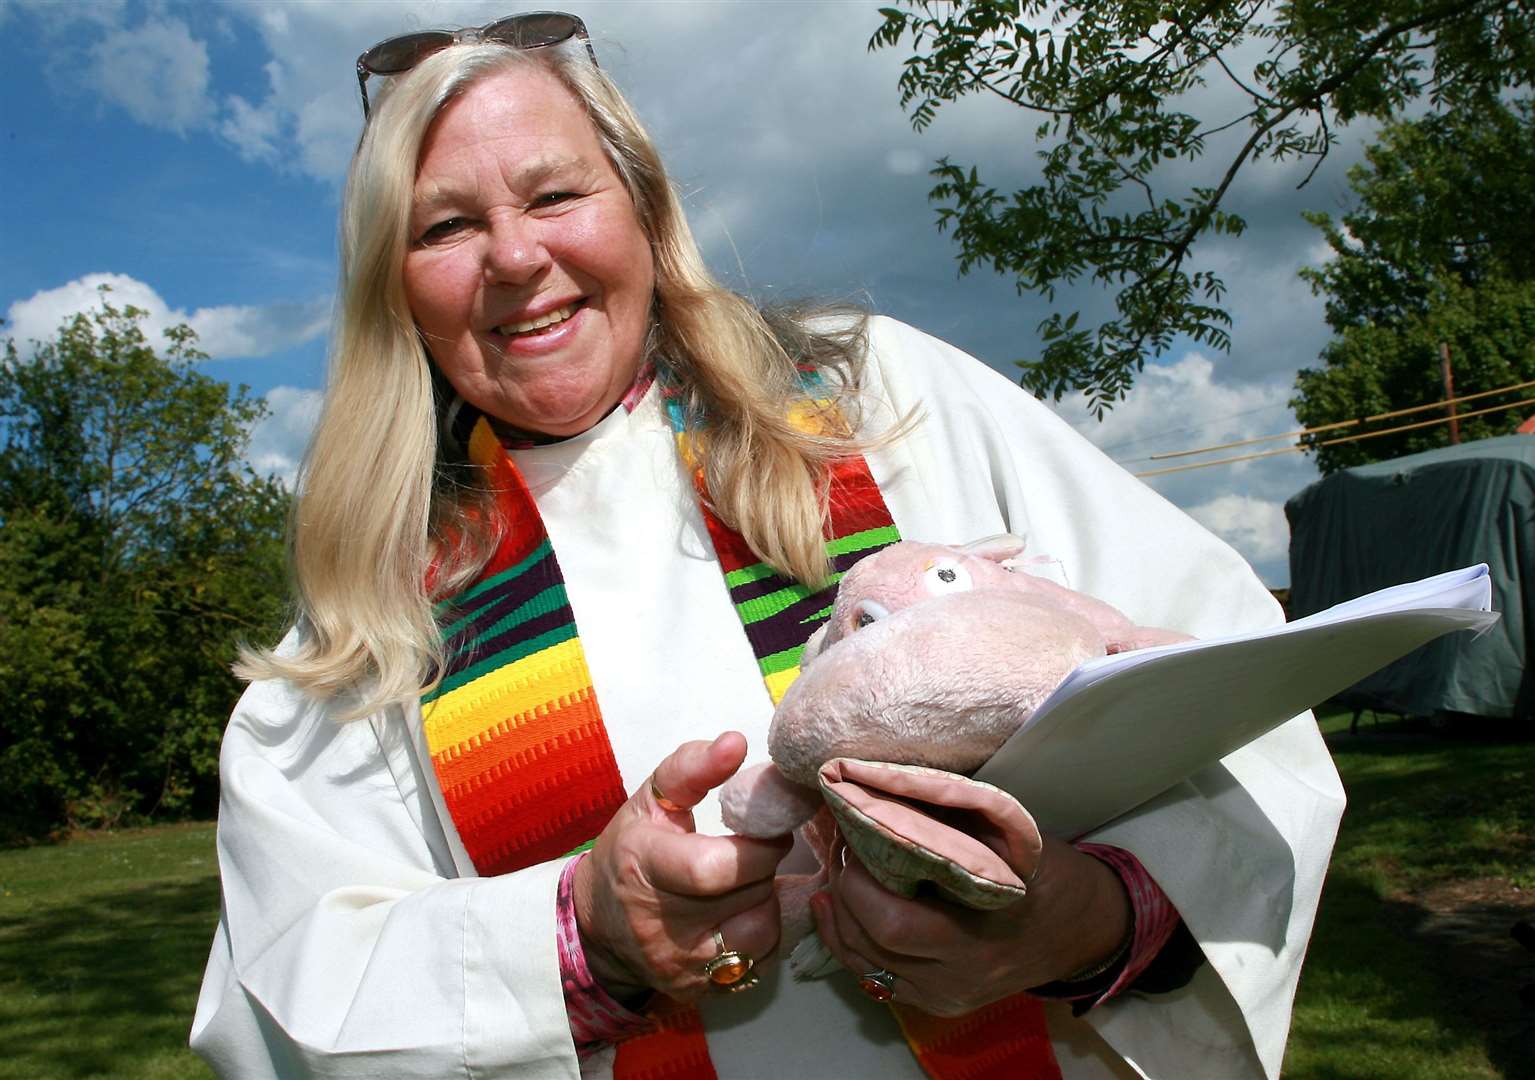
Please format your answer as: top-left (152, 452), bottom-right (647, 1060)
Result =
top-left (355, 11), bottom-right (597, 118)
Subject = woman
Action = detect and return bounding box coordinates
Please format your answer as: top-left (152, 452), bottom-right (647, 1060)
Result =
top-left (191, 14), bottom-right (1343, 1079)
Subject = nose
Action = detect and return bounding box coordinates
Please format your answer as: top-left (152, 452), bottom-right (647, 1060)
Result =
top-left (483, 213), bottom-right (550, 285)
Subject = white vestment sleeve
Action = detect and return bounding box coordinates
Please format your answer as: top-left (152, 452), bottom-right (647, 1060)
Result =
top-left (863, 317), bottom-right (1346, 1079)
top-left (191, 315), bottom-right (1342, 1080)
top-left (189, 648), bottom-right (581, 1079)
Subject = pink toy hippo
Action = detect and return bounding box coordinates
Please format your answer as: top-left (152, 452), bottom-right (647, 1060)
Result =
top-left (717, 535), bottom-right (1189, 965)
top-left (721, 534), bottom-right (1189, 839)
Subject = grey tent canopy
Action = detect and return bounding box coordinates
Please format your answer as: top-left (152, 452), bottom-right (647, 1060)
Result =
top-left (1285, 434), bottom-right (1535, 721)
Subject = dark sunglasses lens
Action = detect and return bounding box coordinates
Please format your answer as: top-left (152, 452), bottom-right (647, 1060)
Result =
top-left (362, 30), bottom-right (454, 74)
top-left (483, 12), bottom-right (579, 48)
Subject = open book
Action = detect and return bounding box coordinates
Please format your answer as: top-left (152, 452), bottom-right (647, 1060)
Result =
top-left (973, 564), bottom-right (1499, 839)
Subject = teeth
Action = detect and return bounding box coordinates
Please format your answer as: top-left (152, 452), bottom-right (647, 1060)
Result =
top-left (497, 303), bottom-right (576, 336)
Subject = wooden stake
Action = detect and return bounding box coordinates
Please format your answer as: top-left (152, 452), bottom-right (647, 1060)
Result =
top-left (1440, 341), bottom-right (1460, 445)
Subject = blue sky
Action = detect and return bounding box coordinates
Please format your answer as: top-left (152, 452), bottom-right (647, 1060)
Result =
top-left (1, 0), bottom-right (1374, 586)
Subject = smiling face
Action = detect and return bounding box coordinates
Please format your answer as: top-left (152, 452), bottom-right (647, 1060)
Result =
top-left (402, 64), bottom-right (655, 437)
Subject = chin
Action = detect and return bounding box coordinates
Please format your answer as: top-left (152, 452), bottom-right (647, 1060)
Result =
top-left (507, 396), bottom-right (615, 437)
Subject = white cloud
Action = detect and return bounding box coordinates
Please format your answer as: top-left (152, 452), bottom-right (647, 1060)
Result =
top-left (133, 0), bottom-right (1024, 193)
top-left (293, 88), bottom-right (359, 180)
top-left (222, 92), bottom-right (283, 164)
top-left (189, 298), bottom-right (332, 360)
top-left (1186, 493), bottom-right (1292, 566)
top-left (27, 3), bottom-right (334, 169)
top-left (7, 273), bottom-right (158, 349)
top-left (4, 273), bottom-right (330, 361)
top-left (1052, 352), bottom-right (1296, 463)
top-left (1049, 352), bottom-right (1320, 584)
top-left (87, 18), bottom-right (216, 135)
top-left (1198, 236), bottom-right (1331, 380)
top-left (248, 385), bottom-right (323, 485)
top-left (10, 0), bottom-right (126, 32)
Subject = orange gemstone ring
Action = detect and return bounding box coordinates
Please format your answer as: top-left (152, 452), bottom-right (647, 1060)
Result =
top-left (703, 930), bottom-right (757, 992)
top-left (858, 967), bottom-right (897, 1003)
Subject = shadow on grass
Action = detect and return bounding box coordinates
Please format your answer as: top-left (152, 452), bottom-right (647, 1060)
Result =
top-left (1292, 872), bottom-right (1533, 1080)
top-left (1324, 719), bottom-right (1534, 885)
top-left (0, 875), bottom-right (218, 1079)
top-left (1286, 717), bottom-right (1534, 1079)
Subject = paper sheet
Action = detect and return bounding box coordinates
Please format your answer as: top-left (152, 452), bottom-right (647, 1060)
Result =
top-left (974, 565), bottom-right (1499, 838)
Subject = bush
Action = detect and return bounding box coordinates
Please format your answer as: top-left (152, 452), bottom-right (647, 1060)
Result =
top-left (0, 295), bottom-right (290, 840)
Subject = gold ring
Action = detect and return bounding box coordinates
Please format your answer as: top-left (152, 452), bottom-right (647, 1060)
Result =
top-left (702, 929), bottom-right (756, 990)
top-left (857, 967), bottom-right (897, 1003)
top-left (650, 776), bottom-right (686, 814)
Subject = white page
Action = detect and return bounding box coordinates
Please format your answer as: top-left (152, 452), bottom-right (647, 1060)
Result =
top-left (1288, 563), bottom-right (1491, 624)
top-left (974, 565), bottom-right (1498, 838)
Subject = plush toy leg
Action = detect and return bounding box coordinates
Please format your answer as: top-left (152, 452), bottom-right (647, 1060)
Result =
top-left (777, 871), bottom-right (829, 962)
top-left (790, 929), bottom-right (840, 980)
top-left (776, 806), bottom-right (836, 949)
top-left (719, 762), bottom-right (823, 838)
top-left (786, 806), bottom-right (842, 979)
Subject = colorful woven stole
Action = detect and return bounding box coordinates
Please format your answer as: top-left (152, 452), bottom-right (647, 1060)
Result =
top-left (421, 417), bottom-right (627, 875)
top-left (421, 380), bottom-right (1061, 1080)
top-left (658, 385), bottom-right (901, 700)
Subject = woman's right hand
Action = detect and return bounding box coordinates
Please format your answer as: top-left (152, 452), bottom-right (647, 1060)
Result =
top-left (573, 732), bottom-right (792, 1001)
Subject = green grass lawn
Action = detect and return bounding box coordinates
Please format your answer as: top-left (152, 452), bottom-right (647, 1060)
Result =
top-left (1, 710), bottom-right (1530, 1078)
top-left (0, 822), bottom-right (217, 1080)
top-left (1284, 709), bottom-right (1534, 1080)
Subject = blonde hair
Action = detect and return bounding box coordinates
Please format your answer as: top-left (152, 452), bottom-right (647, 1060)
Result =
top-left (238, 42), bottom-right (890, 713)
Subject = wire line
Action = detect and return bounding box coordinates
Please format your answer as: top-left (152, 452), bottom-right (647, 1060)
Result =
top-left (1134, 397), bottom-right (1535, 477)
top-left (1141, 379), bottom-right (1535, 462)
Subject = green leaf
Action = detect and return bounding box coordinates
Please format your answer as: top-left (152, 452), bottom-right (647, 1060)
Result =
top-left (869, 0), bottom-right (1535, 410)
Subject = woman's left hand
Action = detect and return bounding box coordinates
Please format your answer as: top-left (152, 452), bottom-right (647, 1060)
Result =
top-left (811, 833), bottom-right (1131, 1018)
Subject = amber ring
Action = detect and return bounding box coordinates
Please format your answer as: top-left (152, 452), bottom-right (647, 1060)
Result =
top-left (858, 967), bottom-right (897, 1003)
top-left (703, 929), bottom-right (757, 992)
top-left (650, 777), bottom-right (686, 814)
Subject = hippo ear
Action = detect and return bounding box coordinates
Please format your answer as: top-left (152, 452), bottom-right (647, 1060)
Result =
top-left (960, 533), bottom-right (1028, 563)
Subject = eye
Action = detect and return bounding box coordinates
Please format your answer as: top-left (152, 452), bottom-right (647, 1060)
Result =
top-left (532, 190), bottom-right (579, 208)
top-left (923, 559), bottom-right (972, 595)
top-left (849, 600), bottom-right (889, 630)
top-left (416, 217), bottom-right (470, 245)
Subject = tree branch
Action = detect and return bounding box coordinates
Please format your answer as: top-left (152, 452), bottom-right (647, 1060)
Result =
top-left (1296, 108), bottom-right (1334, 189)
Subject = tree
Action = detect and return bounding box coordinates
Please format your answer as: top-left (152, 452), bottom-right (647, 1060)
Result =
top-left (0, 295), bottom-right (290, 838)
top-left (1292, 276), bottom-right (1535, 472)
top-left (869, 0), bottom-right (1535, 413)
top-left (1300, 98), bottom-right (1535, 331)
top-left (1291, 99), bottom-right (1535, 472)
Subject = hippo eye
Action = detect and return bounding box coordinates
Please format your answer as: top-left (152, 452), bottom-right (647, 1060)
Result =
top-left (849, 600), bottom-right (889, 630)
top-left (923, 559), bottom-right (973, 595)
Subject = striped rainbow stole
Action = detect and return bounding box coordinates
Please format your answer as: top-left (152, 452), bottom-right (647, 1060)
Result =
top-left (421, 417), bottom-right (626, 874)
top-left (657, 380), bottom-right (900, 704)
top-left (420, 379), bottom-right (1059, 1080)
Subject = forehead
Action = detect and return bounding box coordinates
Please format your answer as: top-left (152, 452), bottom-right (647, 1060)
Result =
top-left (415, 64), bottom-right (607, 186)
